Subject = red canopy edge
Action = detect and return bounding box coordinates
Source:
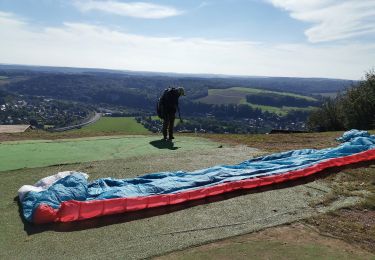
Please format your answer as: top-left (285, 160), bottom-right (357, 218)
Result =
top-left (33, 148), bottom-right (375, 224)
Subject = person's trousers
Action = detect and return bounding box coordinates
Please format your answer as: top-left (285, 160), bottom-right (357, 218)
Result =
top-left (162, 115), bottom-right (175, 139)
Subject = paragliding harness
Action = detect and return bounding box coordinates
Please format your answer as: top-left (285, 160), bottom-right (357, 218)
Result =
top-left (156, 88), bottom-right (183, 122)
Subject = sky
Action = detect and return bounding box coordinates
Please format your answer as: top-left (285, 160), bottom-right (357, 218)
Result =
top-left (0, 0), bottom-right (374, 79)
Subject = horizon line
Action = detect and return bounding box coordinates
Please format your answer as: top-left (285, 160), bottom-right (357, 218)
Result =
top-left (0, 62), bottom-right (358, 81)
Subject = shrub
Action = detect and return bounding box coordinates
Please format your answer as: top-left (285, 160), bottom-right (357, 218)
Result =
top-left (308, 71), bottom-right (375, 131)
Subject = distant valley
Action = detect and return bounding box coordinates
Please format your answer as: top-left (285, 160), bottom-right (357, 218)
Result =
top-left (0, 64), bottom-right (354, 133)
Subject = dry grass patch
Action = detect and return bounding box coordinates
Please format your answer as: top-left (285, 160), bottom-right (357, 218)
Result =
top-left (205, 131), bottom-right (342, 152)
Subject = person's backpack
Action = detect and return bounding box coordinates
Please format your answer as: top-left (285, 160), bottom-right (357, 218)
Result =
top-left (156, 88), bottom-right (169, 119)
top-left (156, 87), bottom-right (183, 121)
top-left (156, 96), bottom-right (164, 119)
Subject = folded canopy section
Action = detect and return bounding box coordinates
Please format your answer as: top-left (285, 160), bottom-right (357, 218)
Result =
top-left (19, 130), bottom-right (375, 224)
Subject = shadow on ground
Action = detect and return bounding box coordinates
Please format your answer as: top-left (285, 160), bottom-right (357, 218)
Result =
top-left (18, 161), bottom-right (374, 236)
top-left (149, 140), bottom-right (179, 150)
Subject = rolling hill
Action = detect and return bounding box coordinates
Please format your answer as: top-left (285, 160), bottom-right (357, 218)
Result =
top-left (0, 64), bottom-right (354, 130)
top-left (1, 64), bottom-right (353, 97)
top-left (196, 87), bottom-right (320, 114)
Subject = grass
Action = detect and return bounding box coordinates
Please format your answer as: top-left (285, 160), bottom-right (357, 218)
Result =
top-left (230, 87), bottom-right (317, 101)
top-left (204, 131), bottom-right (344, 153)
top-left (0, 136), bottom-right (217, 172)
top-left (0, 130), bottom-right (374, 258)
top-left (71, 117), bottom-right (150, 134)
top-left (0, 136), bottom-right (233, 260)
top-left (239, 99), bottom-right (315, 115)
top-left (205, 129), bottom-right (375, 253)
top-left (151, 115), bottom-right (185, 126)
top-left (0, 128), bottom-right (153, 143)
top-left (197, 92), bottom-right (242, 105)
top-left (305, 208), bottom-right (375, 254)
top-left (196, 87), bottom-right (318, 115)
top-left (0, 76), bottom-right (29, 87)
top-left (314, 92), bottom-right (338, 98)
top-left (158, 233), bottom-right (372, 260)
top-left (303, 158), bottom-right (375, 253)
top-left (0, 78), bottom-right (9, 86)
top-left (199, 87), bottom-right (318, 102)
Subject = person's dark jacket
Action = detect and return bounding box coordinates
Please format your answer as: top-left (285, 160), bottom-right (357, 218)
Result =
top-left (159, 88), bottom-right (180, 118)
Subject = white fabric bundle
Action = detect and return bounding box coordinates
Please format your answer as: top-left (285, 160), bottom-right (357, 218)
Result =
top-left (18, 171), bottom-right (89, 200)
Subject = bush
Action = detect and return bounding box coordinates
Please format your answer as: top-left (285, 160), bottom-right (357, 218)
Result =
top-left (308, 71), bottom-right (375, 131)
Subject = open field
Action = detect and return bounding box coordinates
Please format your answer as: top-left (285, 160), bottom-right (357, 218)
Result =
top-left (314, 92), bottom-right (338, 98)
top-left (0, 125), bottom-right (30, 133)
top-left (0, 77), bottom-right (10, 86)
top-left (0, 128), bottom-right (155, 143)
top-left (239, 99), bottom-right (315, 115)
top-left (70, 117), bottom-right (150, 134)
top-left (0, 76), bottom-right (28, 86)
top-left (151, 115), bottom-right (184, 126)
top-left (0, 130), bottom-right (374, 259)
top-left (199, 87), bottom-right (317, 102)
top-left (196, 87), bottom-right (318, 114)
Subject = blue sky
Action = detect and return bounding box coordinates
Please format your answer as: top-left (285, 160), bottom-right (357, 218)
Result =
top-left (0, 0), bottom-right (374, 79)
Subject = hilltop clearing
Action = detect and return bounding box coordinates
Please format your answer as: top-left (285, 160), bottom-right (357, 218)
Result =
top-left (0, 136), bottom-right (216, 172)
top-left (0, 131), bottom-right (373, 259)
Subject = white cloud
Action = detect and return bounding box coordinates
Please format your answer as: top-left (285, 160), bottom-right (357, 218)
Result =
top-left (73, 0), bottom-right (183, 19)
top-left (267, 0), bottom-right (375, 42)
top-left (0, 11), bottom-right (374, 79)
top-left (198, 1), bottom-right (211, 9)
top-left (0, 11), bottom-right (26, 26)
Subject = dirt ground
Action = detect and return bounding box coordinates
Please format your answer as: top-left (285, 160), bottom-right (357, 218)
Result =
top-left (306, 209), bottom-right (375, 253)
top-left (0, 125), bottom-right (31, 133)
top-left (154, 131), bottom-right (375, 259)
top-left (156, 223), bottom-right (374, 260)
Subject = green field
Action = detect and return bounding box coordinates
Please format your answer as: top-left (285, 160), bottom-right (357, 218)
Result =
top-left (72, 117), bottom-right (150, 134)
top-left (232, 87), bottom-right (317, 101)
top-left (0, 136), bottom-right (217, 172)
top-left (238, 99), bottom-right (315, 115)
top-left (315, 92), bottom-right (338, 98)
top-left (151, 115), bottom-right (185, 126)
top-left (196, 87), bottom-right (317, 115)
top-left (0, 76), bottom-right (9, 86)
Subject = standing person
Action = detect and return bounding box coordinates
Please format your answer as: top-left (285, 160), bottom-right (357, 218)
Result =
top-left (157, 86), bottom-right (185, 141)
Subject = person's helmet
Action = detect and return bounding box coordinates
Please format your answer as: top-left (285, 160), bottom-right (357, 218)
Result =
top-left (177, 87), bottom-right (185, 96)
